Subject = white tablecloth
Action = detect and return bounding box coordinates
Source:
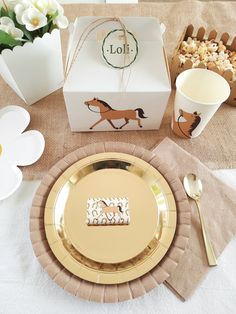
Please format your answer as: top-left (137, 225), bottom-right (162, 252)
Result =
top-left (1, 170), bottom-right (236, 314)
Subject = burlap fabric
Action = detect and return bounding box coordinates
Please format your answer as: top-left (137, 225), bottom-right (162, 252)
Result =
top-left (0, 1), bottom-right (236, 180)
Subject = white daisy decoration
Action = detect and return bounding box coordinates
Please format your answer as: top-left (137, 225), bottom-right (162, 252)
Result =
top-left (0, 105), bottom-right (45, 200)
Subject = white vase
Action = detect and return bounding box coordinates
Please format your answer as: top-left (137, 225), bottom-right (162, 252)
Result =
top-left (0, 29), bottom-right (64, 105)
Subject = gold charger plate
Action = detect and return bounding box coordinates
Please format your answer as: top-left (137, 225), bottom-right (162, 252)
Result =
top-left (30, 142), bottom-right (191, 302)
top-left (44, 152), bottom-right (177, 284)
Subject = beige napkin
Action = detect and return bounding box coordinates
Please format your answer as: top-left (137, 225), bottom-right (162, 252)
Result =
top-left (152, 137), bottom-right (236, 300)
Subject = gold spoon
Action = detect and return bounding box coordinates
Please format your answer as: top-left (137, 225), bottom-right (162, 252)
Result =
top-left (183, 173), bottom-right (217, 266)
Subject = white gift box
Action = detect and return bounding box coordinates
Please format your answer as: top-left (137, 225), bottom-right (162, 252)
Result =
top-left (0, 29), bottom-right (64, 105)
top-left (63, 17), bottom-right (171, 132)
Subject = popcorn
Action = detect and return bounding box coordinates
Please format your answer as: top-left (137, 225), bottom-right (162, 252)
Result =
top-left (218, 40), bottom-right (227, 52)
top-left (178, 54), bottom-right (186, 64)
top-left (230, 51), bottom-right (236, 66)
top-left (186, 37), bottom-right (198, 53)
top-left (177, 37), bottom-right (236, 81)
top-left (180, 41), bottom-right (189, 54)
top-left (218, 51), bottom-right (229, 61)
top-left (198, 42), bottom-right (207, 58)
top-left (192, 59), bottom-right (201, 67)
top-left (207, 61), bottom-right (217, 69)
top-left (207, 41), bottom-right (218, 53)
top-left (207, 52), bottom-right (218, 62)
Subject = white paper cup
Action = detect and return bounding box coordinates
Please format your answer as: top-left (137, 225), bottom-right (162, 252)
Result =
top-left (171, 68), bottom-right (230, 138)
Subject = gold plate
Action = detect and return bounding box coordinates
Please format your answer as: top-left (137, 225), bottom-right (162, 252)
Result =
top-left (44, 152), bottom-right (177, 284)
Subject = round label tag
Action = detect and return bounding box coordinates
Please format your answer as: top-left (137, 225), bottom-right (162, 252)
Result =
top-left (102, 29), bottom-right (138, 69)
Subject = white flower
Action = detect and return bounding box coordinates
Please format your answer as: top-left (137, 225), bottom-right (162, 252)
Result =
top-left (8, 0), bottom-right (68, 32)
top-left (48, 0), bottom-right (68, 29)
top-left (14, 0), bottom-right (32, 25)
top-left (53, 13), bottom-right (68, 29)
top-left (32, 0), bottom-right (48, 15)
top-left (33, 0), bottom-right (60, 15)
top-left (5, 0), bottom-right (19, 10)
top-left (33, 0), bottom-right (68, 29)
top-left (0, 16), bottom-right (24, 39)
top-left (21, 7), bottom-right (47, 31)
top-left (0, 106), bottom-right (44, 201)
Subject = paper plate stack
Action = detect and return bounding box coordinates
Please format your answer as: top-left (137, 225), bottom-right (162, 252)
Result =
top-left (30, 142), bottom-right (191, 303)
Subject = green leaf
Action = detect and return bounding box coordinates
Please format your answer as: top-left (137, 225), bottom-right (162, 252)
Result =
top-left (49, 23), bottom-right (58, 33)
top-left (18, 25), bottom-right (33, 41)
top-left (0, 10), bottom-right (33, 43)
top-left (0, 29), bottom-right (22, 47)
top-left (7, 10), bottom-right (15, 20)
top-left (0, 7), bottom-right (9, 17)
top-left (0, 43), bottom-right (10, 53)
top-left (41, 11), bottom-right (59, 35)
top-left (0, 7), bottom-right (16, 19)
top-left (47, 11), bottom-right (59, 24)
top-left (41, 23), bottom-right (50, 36)
top-left (10, 12), bottom-right (33, 42)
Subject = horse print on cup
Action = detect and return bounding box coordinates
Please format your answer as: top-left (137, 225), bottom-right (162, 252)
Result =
top-left (172, 109), bottom-right (201, 138)
top-left (86, 197), bottom-right (130, 226)
top-left (84, 98), bottom-right (147, 130)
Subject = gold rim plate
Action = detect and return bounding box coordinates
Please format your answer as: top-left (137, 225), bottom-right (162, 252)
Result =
top-left (44, 152), bottom-right (177, 284)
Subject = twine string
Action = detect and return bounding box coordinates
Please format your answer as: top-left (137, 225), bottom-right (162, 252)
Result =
top-left (116, 18), bottom-right (131, 91)
top-left (65, 17), bottom-right (118, 77)
top-left (65, 17), bottom-right (132, 92)
top-left (2, 0), bottom-right (8, 10)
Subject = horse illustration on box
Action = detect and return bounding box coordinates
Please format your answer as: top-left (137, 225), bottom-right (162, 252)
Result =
top-left (86, 197), bottom-right (130, 226)
top-left (84, 98), bottom-right (147, 130)
top-left (172, 109), bottom-right (201, 138)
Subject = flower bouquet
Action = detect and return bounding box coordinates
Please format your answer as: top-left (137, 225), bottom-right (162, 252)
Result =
top-left (0, 0), bottom-right (68, 104)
